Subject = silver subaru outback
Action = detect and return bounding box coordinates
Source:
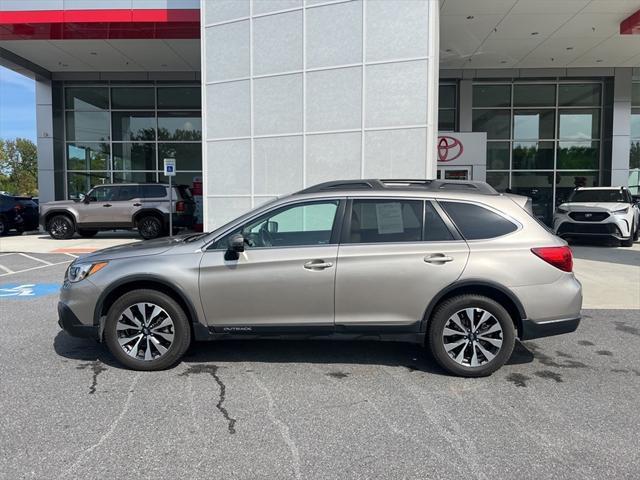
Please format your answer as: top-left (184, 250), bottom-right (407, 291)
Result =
top-left (58, 179), bottom-right (582, 377)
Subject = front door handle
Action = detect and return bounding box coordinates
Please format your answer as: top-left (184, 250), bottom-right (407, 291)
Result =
top-left (424, 254), bottom-right (454, 264)
top-left (103, 204), bottom-right (112, 207)
top-left (133, 203), bottom-right (142, 207)
top-left (303, 260), bottom-right (334, 270)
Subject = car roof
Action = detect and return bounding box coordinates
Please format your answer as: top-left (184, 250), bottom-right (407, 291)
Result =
top-left (575, 186), bottom-right (626, 191)
top-left (297, 179), bottom-right (498, 196)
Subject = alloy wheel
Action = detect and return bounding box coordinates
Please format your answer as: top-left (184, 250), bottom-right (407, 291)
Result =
top-left (140, 218), bottom-right (159, 238)
top-left (51, 218), bottom-right (70, 237)
top-left (442, 307), bottom-right (503, 367)
top-left (116, 302), bottom-right (175, 361)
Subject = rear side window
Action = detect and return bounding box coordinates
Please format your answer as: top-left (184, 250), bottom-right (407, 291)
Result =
top-left (141, 185), bottom-right (167, 198)
top-left (117, 186), bottom-right (139, 200)
top-left (349, 199), bottom-right (423, 243)
top-left (425, 202), bottom-right (454, 241)
top-left (440, 201), bottom-right (517, 240)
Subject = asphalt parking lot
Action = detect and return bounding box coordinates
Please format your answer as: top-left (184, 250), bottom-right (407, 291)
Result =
top-left (1, 252), bottom-right (639, 479)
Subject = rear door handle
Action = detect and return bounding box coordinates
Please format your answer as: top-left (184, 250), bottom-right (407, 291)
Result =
top-left (424, 254), bottom-right (454, 263)
top-left (303, 260), bottom-right (334, 270)
top-left (133, 203), bottom-right (142, 207)
top-left (103, 204), bottom-right (112, 207)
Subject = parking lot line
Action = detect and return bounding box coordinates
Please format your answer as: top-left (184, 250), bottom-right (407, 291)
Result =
top-left (18, 253), bottom-right (53, 265)
top-left (0, 264), bottom-right (14, 274)
top-left (0, 260), bottom-right (71, 277)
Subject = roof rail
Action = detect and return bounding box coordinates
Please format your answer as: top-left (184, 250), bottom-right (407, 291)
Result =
top-left (298, 179), bottom-right (498, 195)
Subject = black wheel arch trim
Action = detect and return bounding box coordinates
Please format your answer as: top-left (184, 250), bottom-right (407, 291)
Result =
top-left (134, 209), bottom-right (168, 225)
top-left (421, 279), bottom-right (527, 333)
top-left (93, 274), bottom-right (208, 339)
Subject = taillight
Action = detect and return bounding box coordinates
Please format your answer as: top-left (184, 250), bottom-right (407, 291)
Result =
top-left (531, 246), bottom-right (573, 272)
top-left (175, 201), bottom-right (185, 212)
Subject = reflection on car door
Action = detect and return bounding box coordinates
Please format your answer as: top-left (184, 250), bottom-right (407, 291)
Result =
top-left (335, 198), bottom-right (469, 329)
top-left (199, 199), bottom-right (344, 330)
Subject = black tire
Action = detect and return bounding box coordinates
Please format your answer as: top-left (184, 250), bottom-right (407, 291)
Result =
top-left (0, 217), bottom-right (7, 236)
top-left (632, 221), bottom-right (639, 242)
top-left (104, 289), bottom-right (191, 371)
top-left (77, 229), bottom-right (98, 238)
top-left (621, 235), bottom-right (634, 247)
top-left (47, 214), bottom-right (75, 240)
top-left (427, 294), bottom-right (516, 377)
top-left (137, 215), bottom-right (163, 240)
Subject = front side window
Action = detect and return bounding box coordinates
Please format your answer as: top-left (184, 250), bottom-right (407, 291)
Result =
top-left (219, 201), bottom-right (339, 249)
top-left (441, 201), bottom-right (517, 240)
top-left (348, 199), bottom-right (423, 243)
top-left (89, 186), bottom-right (118, 202)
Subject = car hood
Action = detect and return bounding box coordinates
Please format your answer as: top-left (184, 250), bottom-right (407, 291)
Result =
top-left (559, 202), bottom-right (629, 212)
top-left (77, 235), bottom-right (193, 262)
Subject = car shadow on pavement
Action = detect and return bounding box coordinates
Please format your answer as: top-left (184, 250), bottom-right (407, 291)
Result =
top-left (53, 331), bottom-right (121, 368)
top-left (53, 332), bottom-right (535, 374)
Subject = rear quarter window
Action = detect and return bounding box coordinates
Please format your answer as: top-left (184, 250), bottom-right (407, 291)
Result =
top-left (141, 185), bottom-right (167, 198)
top-left (440, 201), bottom-right (517, 240)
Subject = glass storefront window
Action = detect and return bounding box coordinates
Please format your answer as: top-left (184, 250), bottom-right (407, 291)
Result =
top-left (557, 141), bottom-right (599, 170)
top-left (512, 141), bottom-right (554, 170)
top-left (472, 109), bottom-right (510, 139)
top-left (631, 110), bottom-right (640, 138)
top-left (67, 172), bottom-right (110, 198)
top-left (486, 171), bottom-right (509, 192)
top-left (112, 111), bottom-right (156, 141)
top-left (439, 84), bottom-right (456, 109)
top-left (111, 87), bottom-right (155, 109)
top-left (513, 84), bottom-right (555, 107)
top-left (65, 111), bottom-right (110, 141)
top-left (172, 172), bottom-right (201, 187)
top-left (438, 110), bottom-right (456, 131)
top-left (157, 87), bottom-right (201, 109)
top-left (511, 172), bottom-right (554, 225)
top-left (113, 171), bottom-right (158, 183)
top-left (558, 109), bottom-right (600, 140)
top-left (473, 85), bottom-right (510, 107)
top-left (513, 110), bottom-right (555, 140)
top-left (65, 87), bottom-right (108, 110)
top-left (157, 112), bottom-right (202, 141)
top-left (112, 143), bottom-right (156, 170)
top-left (66, 143), bottom-right (110, 170)
top-left (555, 171), bottom-right (599, 205)
top-left (486, 142), bottom-right (510, 170)
top-left (631, 141), bottom-right (640, 170)
top-left (558, 84), bottom-right (601, 107)
top-left (158, 143), bottom-right (202, 171)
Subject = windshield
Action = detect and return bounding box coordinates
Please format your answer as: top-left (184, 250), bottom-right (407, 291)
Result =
top-left (568, 189), bottom-right (626, 203)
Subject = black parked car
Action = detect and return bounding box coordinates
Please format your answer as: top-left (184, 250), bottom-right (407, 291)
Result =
top-left (0, 194), bottom-right (39, 235)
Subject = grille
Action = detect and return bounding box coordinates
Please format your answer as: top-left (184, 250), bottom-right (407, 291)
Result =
top-left (568, 211), bottom-right (609, 222)
top-left (558, 223), bottom-right (620, 235)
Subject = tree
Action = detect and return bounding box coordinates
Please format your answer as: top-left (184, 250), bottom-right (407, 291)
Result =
top-left (0, 138), bottom-right (38, 196)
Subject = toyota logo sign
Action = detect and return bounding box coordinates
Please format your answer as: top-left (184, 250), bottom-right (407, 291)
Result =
top-left (438, 136), bottom-right (463, 162)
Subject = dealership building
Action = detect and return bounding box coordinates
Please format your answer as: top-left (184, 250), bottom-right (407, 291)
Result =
top-left (1, 0), bottom-right (640, 228)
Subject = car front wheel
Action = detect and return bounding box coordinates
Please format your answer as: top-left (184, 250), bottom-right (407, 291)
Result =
top-left (104, 289), bottom-right (191, 371)
top-left (48, 215), bottom-right (75, 240)
top-left (428, 294), bottom-right (516, 377)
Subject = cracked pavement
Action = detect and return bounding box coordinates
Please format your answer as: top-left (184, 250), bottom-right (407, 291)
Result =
top-left (1, 260), bottom-right (640, 479)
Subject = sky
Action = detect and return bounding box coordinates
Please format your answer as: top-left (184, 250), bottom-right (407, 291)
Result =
top-left (0, 65), bottom-right (36, 142)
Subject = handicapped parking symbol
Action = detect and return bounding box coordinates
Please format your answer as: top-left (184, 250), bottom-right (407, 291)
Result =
top-left (0, 283), bottom-right (60, 299)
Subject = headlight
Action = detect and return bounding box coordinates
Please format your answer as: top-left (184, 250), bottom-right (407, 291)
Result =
top-left (67, 262), bottom-right (108, 283)
top-left (556, 207), bottom-right (569, 214)
top-left (613, 207), bottom-right (629, 215)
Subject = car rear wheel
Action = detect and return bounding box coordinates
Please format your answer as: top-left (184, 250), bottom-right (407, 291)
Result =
top-left (137, 216), bottom-right (162, 240)
top-left (47, 215), bottom-right (75, 240)
top-left (77, 229), bottom-right (98, 238)
top-left (104, 289), bottom-right (191, 371)
top-left (427, 294), bottom-right (515, 377)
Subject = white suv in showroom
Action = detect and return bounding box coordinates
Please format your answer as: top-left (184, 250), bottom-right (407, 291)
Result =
top-left (553, 187), bottom-right (639, 247)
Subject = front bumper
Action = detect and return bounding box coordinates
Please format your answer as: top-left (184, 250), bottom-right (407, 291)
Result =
top-left (58, 302), bottom-right (98, 339)
top-left (520, 316), bottom-right (581, 340)
top-left (556, 221), bottom-right (626, 240)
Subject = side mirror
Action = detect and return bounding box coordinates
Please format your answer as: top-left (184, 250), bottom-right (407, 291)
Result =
top-left (224, 234), bottom-right (245, 261)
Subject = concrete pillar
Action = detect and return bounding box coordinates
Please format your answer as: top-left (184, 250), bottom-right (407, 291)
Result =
top-left (35, 77), bottom-right (55, 203)
top-left (611, 68), bottom-right (632, 187)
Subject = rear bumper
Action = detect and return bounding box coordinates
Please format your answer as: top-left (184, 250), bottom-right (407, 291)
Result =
top-left (58, 302), bottom-right (98, 339)
top-left (520, 316), bottom-right (581, 340)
